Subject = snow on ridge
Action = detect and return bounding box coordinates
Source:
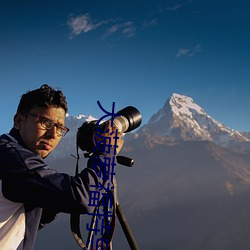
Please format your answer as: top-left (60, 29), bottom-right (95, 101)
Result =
top-left (63, 114), bottom-right (96, 138)
top-left (66, 113), bottom-right (97, 120)
top-left (75, 114), bottom-right (86, 119)
top-left (170, 93), bottom-right (205, 117)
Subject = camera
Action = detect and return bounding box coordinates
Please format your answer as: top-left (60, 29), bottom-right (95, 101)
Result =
top-left (76, 106), bottom-right (142, 153)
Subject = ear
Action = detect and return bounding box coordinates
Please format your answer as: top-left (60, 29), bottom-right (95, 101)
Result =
top-left (14, 113), bottom-right (24, 130)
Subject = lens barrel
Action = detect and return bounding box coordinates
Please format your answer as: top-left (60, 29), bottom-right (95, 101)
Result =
top-left (115, 106), bottom-right (142, 133)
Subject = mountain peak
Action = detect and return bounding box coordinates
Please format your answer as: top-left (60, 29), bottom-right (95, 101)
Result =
top-left (139, 93), bottom-right (250, 146)
top-left (169, 93), bottom-right (205, 117)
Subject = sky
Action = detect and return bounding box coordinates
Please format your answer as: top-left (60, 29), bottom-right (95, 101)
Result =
top-left (0, 0), bottom-right (250, 135)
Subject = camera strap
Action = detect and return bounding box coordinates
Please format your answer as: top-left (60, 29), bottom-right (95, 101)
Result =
top-left (70, 146), bottom-right (116, 249)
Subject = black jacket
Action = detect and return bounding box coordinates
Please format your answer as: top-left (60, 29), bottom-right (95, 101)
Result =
top-left (0, 128), bottom-right (116, 250)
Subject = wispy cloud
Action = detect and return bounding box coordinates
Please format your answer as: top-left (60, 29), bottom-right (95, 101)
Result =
top-left (166, 4), bottom-right (183, 11)
top-left (67, 13), bottom-right (112, 39)
top-left (157, 3), bottom-right (183, 13)
top-left (143, 18), bottom-right (158, 28)
top-left (175, 48), bottom-right (190, 58)
top-left (102, 21), bottom-right (137, 39)
top-left (122, 22), bottom-right (137, 37)
top-left (67, 13), bottom-right (137, 39)
top-left (175, 44), bottom-right (202, 58)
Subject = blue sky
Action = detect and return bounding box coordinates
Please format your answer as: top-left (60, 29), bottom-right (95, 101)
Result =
top-left (0, 0), bottom-right (250, 135)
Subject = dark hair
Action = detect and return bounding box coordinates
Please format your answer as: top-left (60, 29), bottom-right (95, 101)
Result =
top-left (17, 84), bottom-right (68, 114)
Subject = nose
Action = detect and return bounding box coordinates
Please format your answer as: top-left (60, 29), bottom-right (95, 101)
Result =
top-left (46, 125), bottom-right (58, 139)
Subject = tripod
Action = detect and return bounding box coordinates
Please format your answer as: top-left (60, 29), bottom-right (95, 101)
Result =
top-left (70, 158), bottom-right (139, 250)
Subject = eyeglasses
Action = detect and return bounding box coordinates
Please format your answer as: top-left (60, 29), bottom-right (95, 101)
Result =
top-left (24, 113), bottom-right (69, 137)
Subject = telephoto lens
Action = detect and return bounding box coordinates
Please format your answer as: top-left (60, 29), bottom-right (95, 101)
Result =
top-left (77, 106), bottom-right (142, 153)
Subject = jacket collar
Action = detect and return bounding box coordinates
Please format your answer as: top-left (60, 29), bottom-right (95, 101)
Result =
top-left (8, 127), bottom-right (26, 147)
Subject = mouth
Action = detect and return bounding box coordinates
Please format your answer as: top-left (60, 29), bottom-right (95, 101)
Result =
top-left (40, 141), bottom-right (53, 150)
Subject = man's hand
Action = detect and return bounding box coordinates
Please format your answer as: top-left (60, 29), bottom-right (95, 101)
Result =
top-left (93, 121), bottom-right (124, 155)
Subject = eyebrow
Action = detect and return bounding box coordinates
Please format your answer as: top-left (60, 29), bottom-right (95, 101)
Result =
top-left (44, 116), bottom-right (65, 126)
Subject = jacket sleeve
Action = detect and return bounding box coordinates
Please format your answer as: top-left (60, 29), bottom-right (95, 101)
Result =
top-left (0, 139), bottom-right (116, 214)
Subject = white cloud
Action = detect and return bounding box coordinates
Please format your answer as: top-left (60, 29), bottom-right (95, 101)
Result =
top-left (67, 13), bottom-right (110, 39)
top-left (175, 44), bottom-right (202, 58)
top-left (67, 13), bottom-right (137, 39)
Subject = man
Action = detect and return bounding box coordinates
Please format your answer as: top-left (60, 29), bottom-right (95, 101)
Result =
top-left (0, 84), bottom-right (124, 250)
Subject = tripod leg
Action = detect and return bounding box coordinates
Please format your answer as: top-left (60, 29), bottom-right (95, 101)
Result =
top-left (116, 203), bottom-right (139, 250)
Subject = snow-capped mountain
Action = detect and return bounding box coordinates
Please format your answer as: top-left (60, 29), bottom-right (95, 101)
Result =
top-left (139, 93), bottom-right (250, 147)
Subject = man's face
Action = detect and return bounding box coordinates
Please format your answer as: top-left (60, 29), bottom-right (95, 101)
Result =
top-left (15, 106), bottom-right (66, 158)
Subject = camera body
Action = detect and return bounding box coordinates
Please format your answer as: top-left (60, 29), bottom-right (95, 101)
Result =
top-left (76, 106), bottom-right (142, 153)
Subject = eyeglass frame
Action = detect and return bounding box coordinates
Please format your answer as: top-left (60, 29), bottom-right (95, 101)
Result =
top-left (24, 113), bottom-right (69, 136)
